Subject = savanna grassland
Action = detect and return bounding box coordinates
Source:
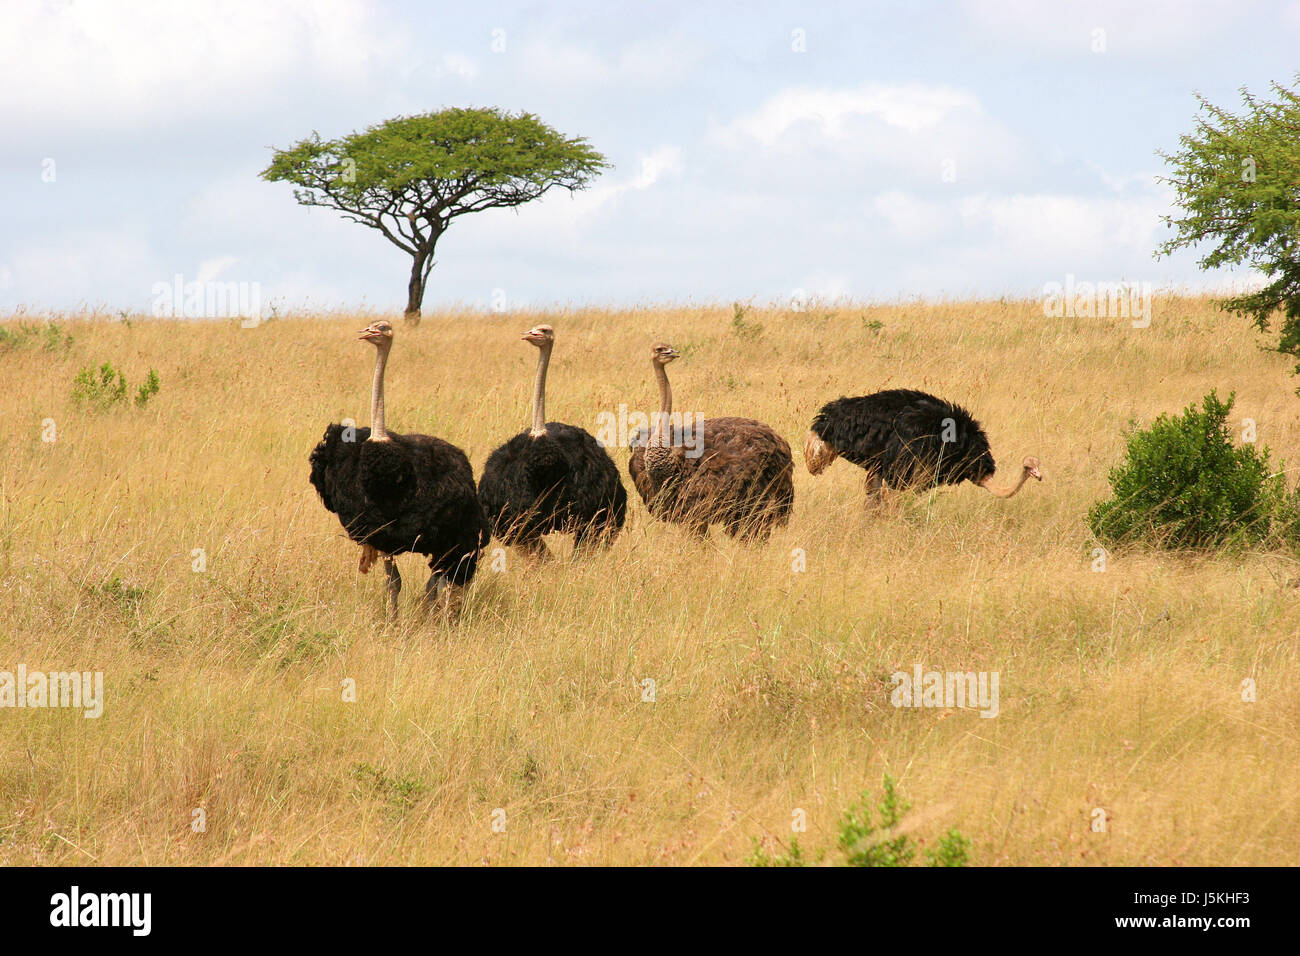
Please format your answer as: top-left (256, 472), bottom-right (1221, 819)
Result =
top-left (1, 296), bottom-right (1297, 866)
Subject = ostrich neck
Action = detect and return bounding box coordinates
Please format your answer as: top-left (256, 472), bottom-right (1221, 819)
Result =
top-left (979, 467), bottom-right (1029, 499)
top-left (645, 361), bottom-right (676, 482)
top-left (529, 343), bottom-right (551, 438)
top-left (368, 343), bottom-right (390, 441)
top-left (650, 362), bottom-right (673, 446)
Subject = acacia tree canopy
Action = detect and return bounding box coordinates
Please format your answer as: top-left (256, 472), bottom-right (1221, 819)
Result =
top-left (1157, 79), bottom-right (1300, 375)
top-left (261, 107), bottom-right (608, 322)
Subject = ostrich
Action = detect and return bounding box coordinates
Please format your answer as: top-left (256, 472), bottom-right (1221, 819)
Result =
top-left (803, 389), bottom-right (1042, 502)
top-left (628, 343), bottom-right (794, 540)
top-left (477, 324), bottom-right (627, 558)
top-left (308, 320), bottom-right (488, 616)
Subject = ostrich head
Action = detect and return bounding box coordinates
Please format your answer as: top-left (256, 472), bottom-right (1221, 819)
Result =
top-left (804, 431), bottom-right (838, 475)
top-left (522, 324), bottom-right (554, 348)
top-left (357, 320), bottom-right (394, 347)
top-left (978, 454), bottom-right (1043, 497)
top-left (651, 342), bottom-right (680, 365)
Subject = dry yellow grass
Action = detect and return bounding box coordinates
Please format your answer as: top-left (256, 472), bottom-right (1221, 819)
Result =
top-left (1, 296), bottom-right (1297, 866)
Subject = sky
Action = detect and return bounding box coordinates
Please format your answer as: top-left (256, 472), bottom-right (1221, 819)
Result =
top-left (3, 0), bottom-right (1299, 315)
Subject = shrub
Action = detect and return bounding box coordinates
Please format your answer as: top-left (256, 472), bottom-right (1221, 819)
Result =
top-left (135, 369), bottom-right (160, 407)
top-left (838, 774), bottom-right (915, 867)
top-left (926, 827), bottom-right (973, 867)
top-left (1088, 390), bottom-right (1286, 550)
top-left (0, 321), bottom-right (72, 353)
top-left (72, 362), bottom-right (127, 408)
top-left (72, 362), bottom-right (159, 410)
top-left (731, 302), bottom-right (763, 341)
top-left (746, 775), bottom-right (970, 867)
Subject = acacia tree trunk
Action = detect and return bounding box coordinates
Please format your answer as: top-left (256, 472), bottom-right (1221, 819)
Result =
top-left (404, 248), bottom-right (429, 326)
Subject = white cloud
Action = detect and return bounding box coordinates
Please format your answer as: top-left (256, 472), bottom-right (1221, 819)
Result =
top-left (195, 257), bottom-right (240, 284)
top-left (870, 190), bottom-right (955, 243)
top-left (433, 53), bottom-right (479, 79)
top-left (713, 82), bottom-right (1022, 188)
top-left (960, 0), bottom-right (1261, 55)
top-left (514, 145), bottom-right (683, 228)
top-left (957, 192), bottom-right (1167, 256)
top-left (511, 33), bottom-right (703, 89)
top-left (722, 83), bottom-right (982, 146)
top-left (2, 229), bottom-right (157, 309)
top-left (0, 0), bottom-right (404, 128)
top-left (859, 188), bottom-right (1173, 290)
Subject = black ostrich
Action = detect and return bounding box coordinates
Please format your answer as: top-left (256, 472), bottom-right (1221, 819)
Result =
top-left (804, 388), bottom-right (1042, 501)
top-left (628, 343), bottom-right (794, 540)
top-left (309, 320), bottom-right (488, 616)
top-left (477, 324), bottom-right (627, 559)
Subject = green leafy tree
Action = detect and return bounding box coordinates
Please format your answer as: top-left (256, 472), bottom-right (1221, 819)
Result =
top-left (261, 107), bottom-right (608, 323)
top-left (1157, 79), bottom-right (1300, 376)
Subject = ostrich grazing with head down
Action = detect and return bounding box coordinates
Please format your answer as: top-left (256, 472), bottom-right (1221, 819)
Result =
top-left (477, 324), bottom-right (627, 558)
top-left (309, 320), bottom-right (488, 616)
top-left (803, 389), bottom-right (1042, 502)
top-left (628, 342), bottom-right (794, 540)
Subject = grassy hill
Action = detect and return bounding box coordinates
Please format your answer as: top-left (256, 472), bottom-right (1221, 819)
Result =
top-left (1, 296), bottom-right (1296, 865)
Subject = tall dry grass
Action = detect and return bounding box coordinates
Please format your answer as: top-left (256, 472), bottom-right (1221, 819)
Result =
top-left (0, 296), bottom-right (1297, 865)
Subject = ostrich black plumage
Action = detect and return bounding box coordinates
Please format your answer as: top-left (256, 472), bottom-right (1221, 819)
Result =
top-left (478, 324), bottom-right (627, 558)
top-left (308, 320), bottom-right (488, 616)
top-left (628, 342), bottom-right (794, 540)
top-left (804, 389), bottom-right (1042, 500)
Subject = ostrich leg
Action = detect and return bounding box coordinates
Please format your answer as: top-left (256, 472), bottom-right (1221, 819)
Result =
top-left (736, 514), bottom-right (773, 543)
top-left (572, 519), bottom-right (608, 555)
top-left (384, 556), bottom-right (402, 618)
top-left (864, 470), bottom-right (886, 508)
top-left (518, 536), bottom-right (552, 561)
top-left (572, 524), bottom-right (589, 554)
top-left (423, 571), bottom-right (452, 612)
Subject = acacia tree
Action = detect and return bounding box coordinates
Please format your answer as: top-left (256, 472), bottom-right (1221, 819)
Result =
top-left (1158, 79), bottom-right (1300, 375)
top-left (261, 107), bottom-right (608, 323)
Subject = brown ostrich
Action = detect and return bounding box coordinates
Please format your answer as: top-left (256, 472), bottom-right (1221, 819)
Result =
top-left (628, 343), bottom-right (794, 540)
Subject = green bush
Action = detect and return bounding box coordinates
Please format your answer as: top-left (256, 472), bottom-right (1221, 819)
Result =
top-left (72, 361), bottom-right (159, 410)
top-left (747, 775), bottom-right (970, 867)
top-left (135, 368), bottom-right (160, 407)
top-left (0, 321), bottom-right (72, 353)
top-left (1088, 390), bottom-right (1287, 550)
top-left (731, 302), bottom-right (763, 341)
top-left (838, 774), bottom-right (915, 866)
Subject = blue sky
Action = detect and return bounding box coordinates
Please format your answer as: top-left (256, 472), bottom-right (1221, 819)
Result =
top-left (3, 0), bottom-right (1298, 314)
